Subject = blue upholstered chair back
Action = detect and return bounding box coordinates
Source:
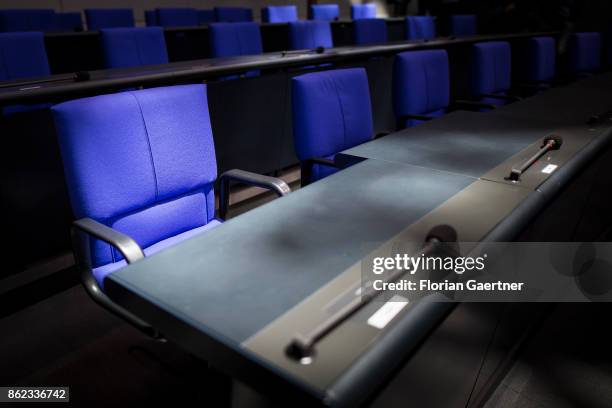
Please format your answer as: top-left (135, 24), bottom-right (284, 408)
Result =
top-left (311, 5), bottom-right (339, 21)
top-left (288, 21), bottom-right (333, 50)
top-left (52, 85), bottom-right (217, 269)
top-left (471, 41), bottom-right (511, 106)
top-left (100, 27), bottom-right (168, 69)
top-left (353, 18), bottom-right (387, 45)
top-left (209, 23), bottom-right (262, 58)
top-left (0, 9), bottom-right (56, 32)
top-left (262, 6), bottom-right (298, 23)
top-left (449, 14), bottom-right (476, 36)
top-left (156, 8), bottom-right (198, 27)
top-left (405, 16), bottom-right (436, 40)
top-left (85, 9), bottom-right (134, 30)
top-left (568, 32), bottom-right (601, 74)
top-left (198, 10), bottom-right (216, 25)
top-left (145, 11), bottom-right (158, 26)
top-left (393, 50), bottom-right (449, 128)
top-left (214, 7), bottom-right (254, 23)
top-left (351, 4), bottom-right (376, 20)
top-left (292, 68), bottom-right (373, 167)
top-left (56, 12), bottom-right (83, 32)
top-left (0, 32), bottom-right (50, 81)
top-left (526, 36), bottom-right (556, 83)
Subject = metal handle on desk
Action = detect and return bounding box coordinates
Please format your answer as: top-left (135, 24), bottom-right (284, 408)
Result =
top-left (285, 225), bottom-right (457, 363)
top-left (507, 136), bottom-right (563, 182)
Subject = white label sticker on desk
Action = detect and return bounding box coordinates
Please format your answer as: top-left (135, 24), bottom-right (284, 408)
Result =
top-left (541, 164), bottom-right (558, 174)
top-left (367, 296), bottom-right (408, 329)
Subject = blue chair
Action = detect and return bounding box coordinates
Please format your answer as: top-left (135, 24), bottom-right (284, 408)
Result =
top-left (145, 10), bottom-right (158, 26)
top-left (525, 36), bottom-right (556, 86)
top-left (292, 68), bottom-right (374, 184)
top-left (311, 4), bottom-right (339, 21)
top-left (155, 8), bottom-right (198, 27)
top-left (0, 32), bottom-right (51, 114)
top-left (100, 27), bottom-right (168, 69)
top-left (353, 18), bottom-right (387, 45)
top-left (262, 6), bottom-right (298, 23)
top-left (471, 41), bottom-right (517, 109)
top-left (0, 9), bottom-right (56, 32)
top-left (52, 84), bottom-right (290, 335)
top-left (56, 12), bottom-right (83, 32)
top-left (214, 7), bottom-right (253, 23)
top-left (393, 50), bottom-right (450, 128)
top-left (289, 21), bottom-right (333, 50)
top-left (85, 9), bottom-right (134, 31)
top-left (351, 4), bottom-right (377, 20)
top-left (568, 32), bottom-right (601, 77)
top-left (198, 9), bottom-right (215, 25)
top-left (449, 14), bottom-right (476, 36)
top-left (405, 16), bottom-right (436, 40)
top-left (209, 22), bottom-right (262, 58)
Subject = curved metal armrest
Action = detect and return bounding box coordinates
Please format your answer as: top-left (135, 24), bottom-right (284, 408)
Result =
top-left (218, 169), bottom-right (291, 219)
top-left (451, 100), bottom-right (498, 111)
top-left (73, 218), bottom-right (144, 263)
top-left (479, 93), bottom-right (522, 102)
top-left (72, 218), bottom-right (160, 339)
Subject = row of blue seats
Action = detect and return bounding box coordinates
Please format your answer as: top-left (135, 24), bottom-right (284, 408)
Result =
top-left (47, 31), bottom-right (591, 301)
top-left (0, 6), bottom-right (474, 36)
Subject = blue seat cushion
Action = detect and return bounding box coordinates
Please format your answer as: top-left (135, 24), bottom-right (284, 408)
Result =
top-left (93, 219), bottom-right (223, 289)
top-left (214, 8), bottom-right (253, 23)
top-left (0, 32), bottom-right (50, 81)
top-left (449, 14), bottom-right (476, 36)
top-left (0, 9), bottom-right (56, 32)
top-left (527, 36), bottom-right (556, 83)
top-left (156, 8), bottom-right (198, 27)
top-left (569, 32), bottom-right (601, 74)
top-left (100, 27), bottom-right (168, 68)
top-left (393, 50), bottom-right (450, 123)
top-left (405, 16), bottom-right (436, 40)
top-left (471, 41), bottom-right (511, 97)
top-left (288, 21), bottom-right (333, 50)
top-left (351, 4), bottom-right (376, 20)
top-left (85, 9), bottom-right (134, 30)
top-left (262, 6), bottom-right (298, 23)
top-left (311, 5), bottom-right (339, 21)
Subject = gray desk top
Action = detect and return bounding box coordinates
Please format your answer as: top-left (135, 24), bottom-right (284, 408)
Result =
top-left (341, 111), bottom-right (560, 178)
top-left (108, 159), bottom-right (474, 344)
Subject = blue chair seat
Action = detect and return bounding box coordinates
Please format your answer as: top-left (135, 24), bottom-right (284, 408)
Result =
top-left (85, 8), bottom-right (134, 30)
top-left (353, 18), bottom-right (387, 45)
top-left (449, 14), bottom-right (476, 36)
top-left (405, 16), bottom-right (436, 40)
top-left (289, 20), bottom-right (333, 50)
top-left (311, 4), bottom-right (339, 21)
top-left (93, 219), bottom-right (222, 289)
top-left (262, 6), bottom-right (298, 23)
top-left (351, 4), bottom-right (376, 20)
top-left (471, 41), bottom-right (512, 110)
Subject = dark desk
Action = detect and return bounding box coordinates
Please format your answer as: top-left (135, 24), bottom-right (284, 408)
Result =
top-left (104, 76), bottom-right (612, 406)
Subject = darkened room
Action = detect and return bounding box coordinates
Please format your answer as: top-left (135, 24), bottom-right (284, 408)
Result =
top-left (2, 0), bottom-right (612, 407)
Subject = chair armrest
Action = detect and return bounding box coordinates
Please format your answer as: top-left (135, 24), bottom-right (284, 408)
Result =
top-left (451, 100), bottom-right (498, 111)
top-left (478, 93), bottom-right (522, 102)
top-left (73, 218), bottom-right (144, 264)
top-left (71, 218), bottom-right (159, 339)
top-left (218, 169), bottom-right (291, 219)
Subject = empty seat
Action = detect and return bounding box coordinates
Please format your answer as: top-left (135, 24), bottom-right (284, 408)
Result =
top-left (449, 14), bottom-right (476, 36)
top-left (405, 16), bottom-right (436, 40)
top-left (353, 18), bottom-right (387, 45)
top-left (56, 12), bottom-right (83, 32)
top-left (471, 41), bottom-right (513, 108)
top-left (0, 32), bottom-right (50, 81)
top-left (214, 7), bottom-right (253, 23)
top-left (52, 84), bottom-right (289, 334)
top-left (209, 22), bottom-right (262, 58)
top-left (310, 4), bottom-right (339, 21)
top-left (292, 68), bottom-right (374, 183)
top-left (525, 36), bottom-right (556, 85)
top-left (351, 4), bottom-right (377, 20)
top-left (155, 8), bottom-right (198, 27)
top-left (198, 9), bottom-right (215, 25)
top-left (393, 50), bottom-right (450, 128)
top-left (0, 9), bottom-right (56, 32)
top-left (145, 10), bottom-right (158, 26)
top-left (100, 27), bottom-right (168, 69)
top-left (262, 6), bottom-right (298, 23)
top-left (288, 21), bottom-right (333, 50)
top-left (568, 32), bottom-right (601, 76)
top-left (85, 9), bottom-right (134, 31)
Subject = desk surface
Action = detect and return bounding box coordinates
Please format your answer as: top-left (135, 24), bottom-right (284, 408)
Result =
top-left (105, 74), bottom-right (612, 406)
